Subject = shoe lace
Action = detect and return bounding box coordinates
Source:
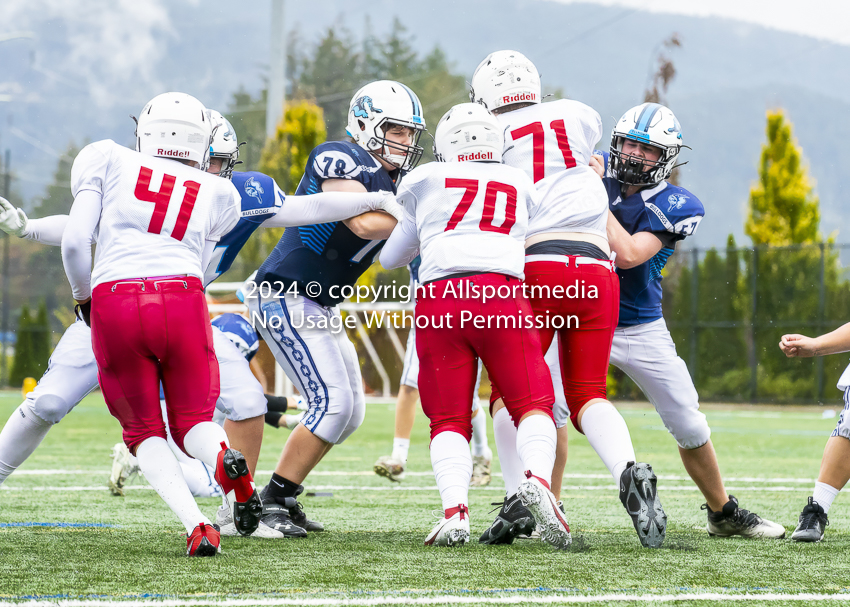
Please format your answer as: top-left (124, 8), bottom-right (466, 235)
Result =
top-left (729, 505), bottom-right (763, 528)
top-left (488, 499), bottom-right (506, 515)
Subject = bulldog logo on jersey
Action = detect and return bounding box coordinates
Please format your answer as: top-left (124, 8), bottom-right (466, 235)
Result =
top-left (244, 177), bottom-right (265, 204)
top-left (668, 193), bottom-right (688, 212)
top-left (352, 96), bottom-right (383, 119)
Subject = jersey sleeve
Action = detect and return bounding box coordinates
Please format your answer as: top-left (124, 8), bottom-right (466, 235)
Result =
top-left (644, 186), bottom-right (705, 241)
top-left (396, 164), bottom-right (433, 218)
top-left (231, 171), bottom-right (283, 224)
top-left (70, 140), bottom-right (113, 198)
top-left (304, 142), bottom-right (371, 191)
top-left (577, 102), bottom-right (603, 151)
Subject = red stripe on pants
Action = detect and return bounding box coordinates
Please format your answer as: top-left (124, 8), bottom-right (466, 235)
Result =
top-left (90, 276), bottom-right (220, 454)
top-left (416, 273), bottom-right (554, 441)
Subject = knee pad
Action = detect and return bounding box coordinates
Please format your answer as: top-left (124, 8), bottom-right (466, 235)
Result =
top-left (660, 407), bottom-right (711, 450)
top-left (337, 398), bottom-right (365, 444)
top-left (27, 394), bottom-right (74, 425)
top-left (428, 414), bottom-right (473, 443)
top-left (505, 397), bottom-right (555, 429)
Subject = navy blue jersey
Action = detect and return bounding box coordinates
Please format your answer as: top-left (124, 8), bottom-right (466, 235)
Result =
top-left (255, 141), bottom-right (398, 306)
top-left (598, 151), bottom-right (705, 326)
top-left (408, 256), bottom-right (422, 285)
top-left (203, 171), bottom-right (283, 286)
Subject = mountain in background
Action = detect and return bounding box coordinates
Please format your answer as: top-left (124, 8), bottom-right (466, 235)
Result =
top-left (1, 0), bottom-right (848, 247)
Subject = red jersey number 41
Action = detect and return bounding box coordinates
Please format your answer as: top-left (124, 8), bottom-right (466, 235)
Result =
top-left (134, 166), bottom-right (201, 242)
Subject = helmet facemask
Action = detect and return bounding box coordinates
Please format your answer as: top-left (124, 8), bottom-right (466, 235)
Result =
top-left (366, 119), bottom-right (425, 172)
top-left (609, 135), bottom-right (677, 186)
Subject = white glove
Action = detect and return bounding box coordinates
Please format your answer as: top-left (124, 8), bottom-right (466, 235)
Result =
top-left (0, 197), bottom-right (27, 238)
top-left (377, 190), bottom-right (404, 222)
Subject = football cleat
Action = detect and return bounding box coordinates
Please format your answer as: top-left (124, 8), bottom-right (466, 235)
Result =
top-left (517, 472), bottom-right (571, 550)
top-left (257, 486), bottom-right (308, 538)
top-left (374, 455), bottom-right (406, 482)
top-left (703, 495), bottom-right (786, 539)
top-left (283, 412), bottom-right (305, 430)
top-left (619, 462), bottom-right (667, 548)
top-left (216, 505), bottom-right (286, 539)
top-left (479, 493), bottom-right (535, 545)
top-left (425, 505), bottom-right (470, 547)
top-left (470, 454), bottom-right (492, 487)
top-left (186, 522), bottom-right (221, 557)
top-left (286, 484), bottom-right (325, 532)
top-left (214, 442), bottom-right (263, 536)
top-left (108, 442), bottom-right (140, 497)
top-left (791, 497), bottom-right (829, 542)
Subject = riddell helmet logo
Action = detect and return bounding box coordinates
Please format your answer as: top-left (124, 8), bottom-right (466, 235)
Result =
top-left (157, 149), bottom-right (189, 158)
top-left (457, 151), bottom-right (493, 161)
top-left (501, 92), bottom-right (537, 105)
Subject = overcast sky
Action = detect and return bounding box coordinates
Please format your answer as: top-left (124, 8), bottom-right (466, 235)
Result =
top-left (551, 0), bottom-right (850, 46)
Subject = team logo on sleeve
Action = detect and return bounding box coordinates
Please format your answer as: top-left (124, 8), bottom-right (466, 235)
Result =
top-left (352, 96), bottom-right (382, 119)
top-left (667, 193), bottom-right (689, 212)
top-left (244, 177), bottom-right (265, 204)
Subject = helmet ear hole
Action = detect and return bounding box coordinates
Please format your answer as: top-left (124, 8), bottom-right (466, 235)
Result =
top-left (358, 120), bottom-right (366, 131)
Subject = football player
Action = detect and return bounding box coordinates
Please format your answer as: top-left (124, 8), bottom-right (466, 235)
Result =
top-left (246, 80), bottom-right (425, 536)
top-left (373, 256), bottom-right (492, 486)
top-left (61, 91), bottom-right (261, 556)
top-left (381, 103), bottom-right (570, 549)
top-left (470, 50), bottom-right (665, 548)
top-left (597, 102), bottom-right (785, 538)
top-left (780, 323), bottom-right (850, 541)
top-left (0, 107), bottom-right (399, 541)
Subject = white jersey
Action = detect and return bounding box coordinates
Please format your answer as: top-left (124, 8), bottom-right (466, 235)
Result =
top-left (396, 161), bottom-right (539, 284)
top-left (71, 140), bottom-right (241, 287)
top-left (499, 99), bottom-right (608, 239)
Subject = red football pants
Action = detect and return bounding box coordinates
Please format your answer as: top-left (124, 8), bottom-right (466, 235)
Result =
top-left (416, 273), bottom-right (555, 442)
top-left (90, 276), bottom-right (220, 454)
top-left (492, 256), bottom-right (619, 432)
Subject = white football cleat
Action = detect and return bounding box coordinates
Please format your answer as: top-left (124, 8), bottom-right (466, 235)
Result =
top-left (470, 454), bottom-right (492, 487)
top-left (108, 442), bottom-right (140, 497)
top-left (291, 396), bottom-right (309, 411)
top-left (374, 455), bottom-right (406, 482)
top-left (283, 412), bottom-right (305, 430)
top-left (216, 505), bottom-right (287, 539)
top-left (424, 505), bottom-right (470, 547)
top-left (517, 473), bottom-right (571, 550)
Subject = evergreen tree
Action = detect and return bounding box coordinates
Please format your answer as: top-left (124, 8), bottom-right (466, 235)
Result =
top-left (10, 304), bottom-right (33, 387)
top-left (746, 110), bottom-right (820, 246)
top-left (32, 300), bottom-right (51, 374)
top-left (225, 88), bottom-right (267, 173)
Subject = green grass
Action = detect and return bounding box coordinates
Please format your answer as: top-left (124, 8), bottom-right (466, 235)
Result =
top-left (1, 390), bottom-right (850, 605)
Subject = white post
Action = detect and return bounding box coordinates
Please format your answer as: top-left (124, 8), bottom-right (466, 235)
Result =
top-left (266, 0), bottom-right (286, 140)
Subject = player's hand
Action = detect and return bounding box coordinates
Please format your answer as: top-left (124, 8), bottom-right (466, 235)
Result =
top-left (0, 196), bottom-right (28, 237)
top-left (779, 334), bottom-right (819, 358)
top-left (75, 299), bottom-right (92, 327)
top-left (589, 154), bottom-right (605, 179)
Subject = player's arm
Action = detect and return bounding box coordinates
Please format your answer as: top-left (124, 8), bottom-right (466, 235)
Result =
top-left (322, 179), bottom-right (398, 239)
top-left (379, 210), bottom-right (419, 270)
top-left (260, 190), bottom-right (401, 228)
top-left (0, 197), bottom-right (69, 246)
top-left (606, 211), bottom-right (664, 269)
top-left (61, 190), bottom-right (102, 304)
top-left (780, 322), bottom-right (850, 358)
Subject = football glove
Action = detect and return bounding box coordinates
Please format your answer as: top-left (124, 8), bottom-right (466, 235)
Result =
top-left (75, 300), bottom-right (92, 327)
top-left (0, 196), bottom-right (28, 238)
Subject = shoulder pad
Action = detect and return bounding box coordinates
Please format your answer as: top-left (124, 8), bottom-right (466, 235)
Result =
top-left (311, 141), bottom-right (378, 181)
top-left (231, 171), bottom-right (281, 223)
top-left (644, 185), bottom-right (705, 238)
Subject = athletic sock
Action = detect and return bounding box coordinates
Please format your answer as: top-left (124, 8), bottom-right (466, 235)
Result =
top-left (136, 437), bottom-right (211, 533)
top-left (430, 431), bottom-right (472, 513)
top-left (470, 410), bottom-right (491, 458)
top-left (813, 481), bottom-right (840, 514)
top-left (493, 407), bottom-right (523, 497)
top-left (392, 437), bottom-right (411, 464)
top-left (516, 413), bottom-right (557, 487)
top-left (581, 401), bottom-right (636, 482)
top-left (181, 421), bottom-right (230, 469)
top-left (0, 404), bottom-right (52, 486)
top-left (179, 460), bottom-right (222, 498)
top-left (267, 472), bottom-right (301, 502)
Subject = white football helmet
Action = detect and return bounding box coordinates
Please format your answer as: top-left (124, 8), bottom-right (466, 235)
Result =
top-left (135, 92), bottom-right (212, 169)
top-left (433, 103), bottom-right (503, 163)
top-left (469, 50), bottom-right (541, 112)
top-left (609, 102), bottom-right (683, 186)
top-left (345, 80), bottom-right (426, 172)
top-left (207, 109), bottom-right (240, 179)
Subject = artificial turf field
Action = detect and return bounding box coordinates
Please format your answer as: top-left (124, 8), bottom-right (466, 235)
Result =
top-left (1, 391), bottom-right (850, 606)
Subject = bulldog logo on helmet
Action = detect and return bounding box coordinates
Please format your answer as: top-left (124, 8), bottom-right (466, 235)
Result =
top-left (352, 96), bottom-right (383, 119)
